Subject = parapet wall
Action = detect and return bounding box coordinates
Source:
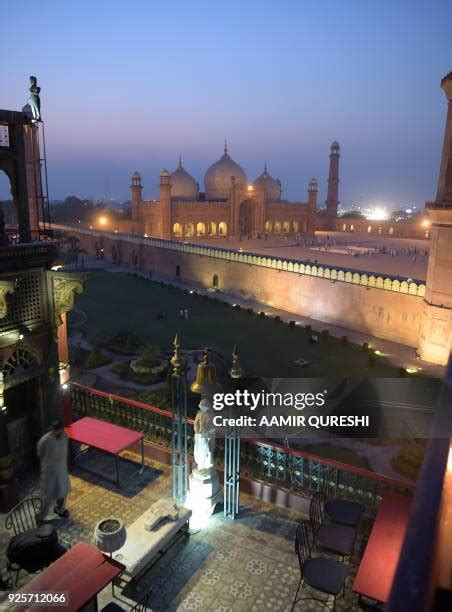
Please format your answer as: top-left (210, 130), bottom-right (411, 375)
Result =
top-left (57, 225), bottom-right (424, 348)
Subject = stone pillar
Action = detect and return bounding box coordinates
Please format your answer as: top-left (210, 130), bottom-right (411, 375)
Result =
top-left (0, 373), bottom-right (19, 512)
top-left (307, 178), bottom-right (318, 234)
top-left (325, 141), bottom-right (340, 218)
top-left (130, 172), bottom-right (143, 222)
top-left (159, 170), bottom-right (172, 240)
top-left (229, 176), bottom-right (238, 235)
top-left (418, 73), bottom-right (452, 365)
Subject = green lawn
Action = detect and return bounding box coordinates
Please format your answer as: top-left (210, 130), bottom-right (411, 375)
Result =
top-left (69, 270), bottom-right (404, 378)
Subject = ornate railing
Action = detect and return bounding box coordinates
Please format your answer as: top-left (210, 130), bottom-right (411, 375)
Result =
top-left (53, 224), bottom-right (426, 297)
top-left (69, 381), bottom-right (415, 514)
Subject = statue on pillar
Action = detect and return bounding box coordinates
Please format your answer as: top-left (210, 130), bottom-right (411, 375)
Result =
top-left (186, 397), bottom-right (222, 520)
top-left (27, 76), bottom-right (42, 122)
top-left (193, 398), bottom-right (215, 472)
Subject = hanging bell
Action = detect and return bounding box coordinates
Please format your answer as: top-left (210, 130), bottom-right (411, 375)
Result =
top-left (191, 350), bottom-right (217, 394)
top-left (229, 345), bottom-right (243, 380)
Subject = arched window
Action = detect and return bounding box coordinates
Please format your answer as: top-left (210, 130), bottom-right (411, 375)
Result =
top-left (264, 221), bottom-right (272, 233)
top-left (212, 274), bottom-right (219, 288)
top-left (282, 221), bottom-right (290, 233)
top-left (207, 222), bottom-right (216, 235)
top-left (342, 224), bottom-right (346, 231)
top-left (196, 222), bottom-right (206, 236)
top-left (378, 226), bottom-right (382, 234)
top-left (274, 221), bottom-right (281, 233)
top-left (218, 222), bottom-right (227, 236)
top-left (389, 227), bottom-right (394, 235)
top-left (350, 224), bottom-right (354, 232)
top-left (173, 223), bottom-right (182, 238)
top-left (293, 221), bottom-right (299, 233)
top-left (185, 223), bottom-right (194, 237)
top-left (367, 225), bottom-right (372, 233)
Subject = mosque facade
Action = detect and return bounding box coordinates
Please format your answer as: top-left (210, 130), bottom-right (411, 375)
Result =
top-left (127, 142), bottom-right (340, 240)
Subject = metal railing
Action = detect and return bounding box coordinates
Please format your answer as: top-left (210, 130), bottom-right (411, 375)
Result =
top-left (69, 381), bottom-right (415, 514)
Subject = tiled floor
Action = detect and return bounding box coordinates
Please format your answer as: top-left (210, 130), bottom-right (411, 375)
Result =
top-left (0, 450), bottom-right (373, 611)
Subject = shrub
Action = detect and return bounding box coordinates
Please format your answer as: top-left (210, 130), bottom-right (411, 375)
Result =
top-left (289, 320), bottom-right (296, 328)
top-left (305, 324), bottom-right (312, 332)
top-left (398, 367), bottom-right (407, 377)
top-left (274, 315), bottom-right (281, 323)
top-left (85, 343), bottom-right (110, 369)
top-left (259, 311), bottom-right (265, 318)
top-left (362, 342), bottom-right (369, 352)
top-left (341, 335), bottom-right (349, 345)
top-left (233, 304), bottom-right (241, 311)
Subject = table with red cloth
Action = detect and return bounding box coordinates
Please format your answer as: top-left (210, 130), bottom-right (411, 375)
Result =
top-left (65, 416), bottom-right (144, 486)
top-left (11, 542), bottom-right (124, 611)
top-left (353, 491), bottom-right (412, 604)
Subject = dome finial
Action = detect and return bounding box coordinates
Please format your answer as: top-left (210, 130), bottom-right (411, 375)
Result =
top-left (264, 160), bottom-right (267, 173)
top-left (224, 139), bottom-right (228, 155)
top-left (178, 153), bottom-right (182, 167)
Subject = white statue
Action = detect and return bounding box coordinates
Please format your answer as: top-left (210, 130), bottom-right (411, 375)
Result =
top-left (193, 398), bottom-right (215, 472)
top-left (27, 76), bottom-right (41, 122)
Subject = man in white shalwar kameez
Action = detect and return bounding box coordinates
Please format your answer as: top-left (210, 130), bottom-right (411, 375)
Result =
top-left (36, 420), bottom-right (71, 522)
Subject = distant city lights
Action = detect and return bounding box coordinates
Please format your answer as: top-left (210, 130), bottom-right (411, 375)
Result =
top-left (366, 207), bottom-right (389, 221)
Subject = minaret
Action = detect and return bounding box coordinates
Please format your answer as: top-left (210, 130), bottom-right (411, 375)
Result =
top-left (307, 178), bottom-right (318, 234)
top-left (130, 172), bottom-right (142, 221)
top-left (418, 72), bottom-right (452, 365)
top-left (159, 169), bottom-right (172, 239)
top-left (325, 141), bottom-right (340, 217)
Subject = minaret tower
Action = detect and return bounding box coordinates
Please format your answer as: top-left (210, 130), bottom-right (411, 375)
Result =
top-left (307, 178), bottom-right (318, 233)
top-left (325, 141), bottom-right (340, 217)
top-left (130, 172), bottom-right (142, 221)
top-left (159, 169), bottom-right (172, 240)
top-left (418, 72), bottom-right (452, 365)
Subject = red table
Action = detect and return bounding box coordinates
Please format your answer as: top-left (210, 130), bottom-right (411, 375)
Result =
top-left (353, 491), bottom-right (412, 603)
top-left (66, 417), bottom-right (144, 486)
top-left (11, 542), bottom-right (124, 611)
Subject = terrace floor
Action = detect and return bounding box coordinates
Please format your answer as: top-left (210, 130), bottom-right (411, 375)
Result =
top-left (0, 450), bottom-right (374, 611)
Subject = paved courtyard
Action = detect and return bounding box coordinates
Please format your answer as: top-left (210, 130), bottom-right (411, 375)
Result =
top-left (193, 232), bottom-right (429, 281)
top-left (0, 449), bottom-right (373, 611)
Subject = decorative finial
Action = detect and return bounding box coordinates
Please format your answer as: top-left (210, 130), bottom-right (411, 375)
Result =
top-left (178, 153), bottom-right (182, 167)
top-left (229, 345), bottom-right (243, 379)
top-left (224, 139), bottom-right (228, 155)
top-left (171, 334), bottom-right (181, 376)
top-left (264, 161), bottom-right (268, 174)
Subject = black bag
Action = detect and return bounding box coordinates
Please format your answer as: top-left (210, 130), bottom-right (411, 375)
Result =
top-left (7, 525), bottom-right (61, 572)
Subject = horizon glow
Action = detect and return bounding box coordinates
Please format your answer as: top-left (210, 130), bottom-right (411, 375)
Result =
top-left (1, 0), bottom-right (452, 208)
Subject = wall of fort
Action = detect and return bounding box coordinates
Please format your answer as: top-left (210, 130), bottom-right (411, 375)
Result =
top-left (316, 216), bottom-right (430, 240)
top-left (59, 225), bottom-right (425, 349)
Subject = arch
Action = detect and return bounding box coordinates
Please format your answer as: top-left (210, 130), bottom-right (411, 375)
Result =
top-left (264, 220), bottom-right (272, 233)
top-left (274, 221), bottom-right (281, 233)
top-left (207, 221), bottom-right (216, 235)
top-left (173, 222), bottom-right (183, 238)
top-left (293, 221), bottom-right (299, 233)
top-left (367, 225), bottom-right (372, 233)
top-left (389, 226), bottom-right (394, 235)
top-left (196, 222), bottom-right (206, 236)
top-left (350, 224), bottom-right (354, 232)
top-left (282, 221), bottom-right (290, 233)
top-left (3, 347), bottom-right (40, 380)
top-left (219, 222), bottom-right (227, 236)
top-left (378, 226), bottom-right (382, 234)
top-left (342, 223), bottom-right (346, 231)
top-left (239, 198), bottom-right (258, 235)
top-left (185, 223), bottom-right (194, 237)
top-left (212, 273), bottom-right (219, 289)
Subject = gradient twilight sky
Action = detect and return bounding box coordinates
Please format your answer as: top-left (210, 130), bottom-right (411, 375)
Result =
top-left (2, 0), bottom-right (451, 208)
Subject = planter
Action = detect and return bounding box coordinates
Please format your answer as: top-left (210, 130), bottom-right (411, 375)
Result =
top-left (93, 517), bottom-right (126, 553)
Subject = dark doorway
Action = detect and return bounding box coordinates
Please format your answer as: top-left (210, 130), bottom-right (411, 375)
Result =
top-left (5, 377), bottom-right (41, 472)
top-left (239, 198), bottom-right (257, 235)
top-left (212, 274), bottom-right (219, 288)
top-left (176, 265), bottom-right (181, 277)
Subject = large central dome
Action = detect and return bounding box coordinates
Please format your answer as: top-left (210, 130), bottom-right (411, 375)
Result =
top-left (204, 143), bottom-right (247, 200)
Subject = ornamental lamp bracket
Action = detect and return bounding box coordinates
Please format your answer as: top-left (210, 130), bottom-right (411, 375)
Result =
top-left (48, 271), bottom-right (87, 330)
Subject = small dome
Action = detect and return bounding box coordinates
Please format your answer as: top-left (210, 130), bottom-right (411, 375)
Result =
top-left (132, 171), bottom-right (141, 179)
top-left (253, 163), bottom-right (281, 201)
top-left (204, 143), bottom-right (247, 200)
top-left (170, 158), bottom-right (199, 200)
top-left (160, 169), bottom-right (170, 176)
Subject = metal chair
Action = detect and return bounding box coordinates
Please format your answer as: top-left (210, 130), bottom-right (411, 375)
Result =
top-left (292, 521), bottom-right (348, 611)
top-left (322, 476), bottom-right (365, 527)
top-left (310, 492), bottom-right (356, 558)
top-left (101, 591), bottom-right (151, 611)
top-left (5, 497), bottom-right (42, 536)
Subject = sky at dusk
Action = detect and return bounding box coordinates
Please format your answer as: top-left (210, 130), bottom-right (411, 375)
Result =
top-left (1, 0), bottom-right (452, 209)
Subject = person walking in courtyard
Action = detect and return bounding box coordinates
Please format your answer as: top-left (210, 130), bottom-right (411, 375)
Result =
top-left (36, 420), bottom-right (71, 522)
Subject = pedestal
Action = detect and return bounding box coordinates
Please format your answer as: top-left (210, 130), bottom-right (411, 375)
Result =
top-left (186, 467), bottom-right (222, 525)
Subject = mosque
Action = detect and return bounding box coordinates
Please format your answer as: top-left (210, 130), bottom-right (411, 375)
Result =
top-left (128, 142), bottom-right (341, 240)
